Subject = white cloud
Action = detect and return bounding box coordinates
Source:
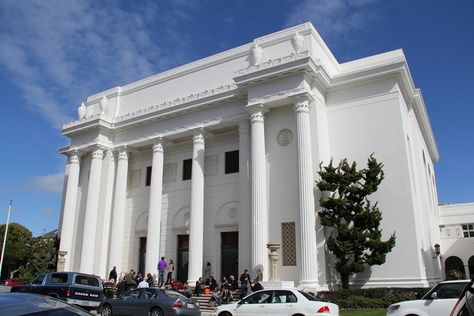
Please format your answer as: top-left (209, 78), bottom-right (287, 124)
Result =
top-left (285, 0), bottom-right (380, 47)
top-left (31, 173), bottom-right (65, 194)
top-left (0, 0), bottom-right (195, 129)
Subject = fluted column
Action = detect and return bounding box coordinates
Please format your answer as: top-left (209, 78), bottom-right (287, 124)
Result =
top-left (80, 147), bottom-right (104, 274)
top-left (146, 139), bottom-right (165, 275)
top-left (294, 97), bottom-right (319, 286)
top-left (109, 147), bottom-right (129, 274)
top-left (188, 129), bottom-right (205, 284)
top-left (59, 150), bottom-right (81, 271)
top-left (238, 120), bottom-right (251, 275)
top-left (248, 105), bottom-right (269, 279)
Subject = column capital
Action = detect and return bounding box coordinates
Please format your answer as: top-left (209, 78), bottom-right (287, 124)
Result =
top-left (152, 136), bottom-right (165, 153)
top-left (67, 149), bottom-right (81, 164)
top-left (246, 103), bottom-right (268, 122)
top-left (116, 145), bottom-right (129, 161)
top-left (291, 92), bottom-right (314, 113)
top-left (192, 127), bottom-right (205, 144)
top-left (91, 147), bottom-right (104, 160)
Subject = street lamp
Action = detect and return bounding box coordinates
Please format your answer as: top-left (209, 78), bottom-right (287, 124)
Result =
top-left (0, 200), bottom-right (13, 279)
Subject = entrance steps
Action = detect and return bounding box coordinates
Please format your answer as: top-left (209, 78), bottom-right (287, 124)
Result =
top-left (192, 289), bottom-right (242, 313)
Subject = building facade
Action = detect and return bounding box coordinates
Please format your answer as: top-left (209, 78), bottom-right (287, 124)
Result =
top-left (58, 22), bottom-right (442, 289)
top-left (439, 203), bottom-right (474, 279)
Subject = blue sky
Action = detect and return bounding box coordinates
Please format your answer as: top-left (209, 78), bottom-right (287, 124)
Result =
top-left (0, 0), bottom-right (473, 236)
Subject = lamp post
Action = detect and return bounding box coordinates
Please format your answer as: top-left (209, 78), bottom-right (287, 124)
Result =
top-left (0, 200), bottom-right (13, 279)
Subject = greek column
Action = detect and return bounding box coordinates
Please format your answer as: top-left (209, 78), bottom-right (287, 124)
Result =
top-left (109, 147), bottom-right (129, 274)
top-left (294, 97), bottom-right (319, 286)
top-left (238, 120), bottom-right (251, 275)
top-left (58, 150), bottom-right (81, 271)
top-left (188, 129), bottom-right (205, 284)
top-left (145, 139), bottom-right (164, 275)
top-left (80, 147), bottom-right (104, 274)
top-left (248, 105), bottom-right (269, 279)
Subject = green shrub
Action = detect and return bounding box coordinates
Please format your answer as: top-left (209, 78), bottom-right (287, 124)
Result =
top-left (315, 287), bottom-right (430, 309)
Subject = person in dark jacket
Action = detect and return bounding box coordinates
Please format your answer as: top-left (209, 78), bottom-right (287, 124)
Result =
top-left (239, 269), bottom-right (250, 298)
top-left (108, 266), bottom-right (117, 284)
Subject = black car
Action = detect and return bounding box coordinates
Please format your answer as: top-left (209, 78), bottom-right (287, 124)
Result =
top-left (10, 271), bottom-right (105, 309)
top-left (98, 287), bottom-right (201, 316)
top-left (0, 292), bottom-right (93, 316)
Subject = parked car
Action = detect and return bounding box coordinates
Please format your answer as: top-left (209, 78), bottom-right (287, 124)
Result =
top-left (3, 278), bottom-right (23, 286)
top-left (387, 279), bottom-right (470, 316)
top-left (10, 271), bottom-right (105, 309)
top-left (98, 287), bottom-right (201, 316)
top-left (0, 292), bottom-right (93, 315)
top-left (215, 288), bottom-right (339, 316)
top-left (450, 279), bottom-right (474, 316)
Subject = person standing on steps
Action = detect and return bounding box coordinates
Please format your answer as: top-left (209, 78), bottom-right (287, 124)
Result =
top-left (166, 259), bottom-right (174, 284)
top-left (157, 257), bottom-right (168, 287)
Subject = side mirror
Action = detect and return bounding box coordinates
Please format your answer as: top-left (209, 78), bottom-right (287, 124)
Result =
top-left (431, 292), bottom-right (438, 299)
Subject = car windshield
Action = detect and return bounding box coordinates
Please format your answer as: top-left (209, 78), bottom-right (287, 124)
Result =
top-left (422, 282), bottom-right (469, 299)
top-left (298, 290), bottom-right (319, 301)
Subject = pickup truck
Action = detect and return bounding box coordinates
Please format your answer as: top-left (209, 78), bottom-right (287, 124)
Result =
top-left (10, 271), bottom-right (105, 309)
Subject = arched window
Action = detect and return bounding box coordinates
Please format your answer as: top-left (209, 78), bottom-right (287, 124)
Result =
top-left (468, 256), bottom-right (474, 279)
top-left (445, 256), bottom-right (465, 280)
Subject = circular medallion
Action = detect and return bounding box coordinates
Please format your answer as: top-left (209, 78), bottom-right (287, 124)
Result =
top-left (277, 129), bottom-right (294, 146)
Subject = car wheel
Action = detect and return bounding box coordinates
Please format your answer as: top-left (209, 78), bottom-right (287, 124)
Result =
top-left (101, 304), bottom-right (113, 316)
top-left (149, 307), bottom-right (163, 316)
top-left (219, 312), bottom-right (233, 316)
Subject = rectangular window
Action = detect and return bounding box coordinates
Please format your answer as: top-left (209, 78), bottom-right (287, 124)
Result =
top-left (462, 223), bottom-right (474, 238)
top-left (146, 166), bottom-right (152, 186)
top-left (182, 159), bottom-right (192, 180)
top-left (225, 150), bottom-right (239, 174)
top-left (282, 222), bottom-right (297, 266)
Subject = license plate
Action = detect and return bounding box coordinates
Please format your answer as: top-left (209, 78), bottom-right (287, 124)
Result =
top-left (187, 303), bottom-right (195, 309)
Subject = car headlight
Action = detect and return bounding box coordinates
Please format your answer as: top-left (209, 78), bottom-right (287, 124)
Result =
top-left (387, 304), bottom-right (400, 313)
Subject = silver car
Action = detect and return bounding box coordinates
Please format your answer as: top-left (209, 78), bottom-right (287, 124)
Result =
top-left (98, 287), bottom-right (200, 316)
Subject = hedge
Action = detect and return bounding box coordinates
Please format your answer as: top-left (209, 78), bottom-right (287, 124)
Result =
top-left (315, 287), bottom-right (430, 309)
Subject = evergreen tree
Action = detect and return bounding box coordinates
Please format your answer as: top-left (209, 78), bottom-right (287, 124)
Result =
top-left (0, 223), bottom-right (33, 280)
top-left (316, 155), bottom-right (396, 289)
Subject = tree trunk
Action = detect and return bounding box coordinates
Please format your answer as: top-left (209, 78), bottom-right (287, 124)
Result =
top-left (341, 272), bottom-right (350, 289)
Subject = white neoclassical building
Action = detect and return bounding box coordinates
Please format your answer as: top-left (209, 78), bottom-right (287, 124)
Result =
top-left (57, 22), bottom-right (443, 289)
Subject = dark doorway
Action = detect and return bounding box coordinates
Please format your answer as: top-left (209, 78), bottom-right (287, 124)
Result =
top-left (177, 235), bottom-right (189, 282)
top-left (139, 237), bottom-right (146, 275)
top-left (221, 232), bottom-right (238, 281)
top-left (445, 256), bottom-right (465, 279)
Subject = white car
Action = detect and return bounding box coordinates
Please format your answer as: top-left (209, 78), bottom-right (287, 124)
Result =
top-left (215, 288), bottom-right (339, 316)
top-left (387, 279), bottom-right (470, 316)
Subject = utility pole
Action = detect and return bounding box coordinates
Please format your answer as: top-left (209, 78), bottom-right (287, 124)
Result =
top-left (0, 200), bottom-right (13, 279)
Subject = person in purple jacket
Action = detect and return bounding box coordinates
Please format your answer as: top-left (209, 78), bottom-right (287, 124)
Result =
top-left (157, 257), bottom-right (168, 286)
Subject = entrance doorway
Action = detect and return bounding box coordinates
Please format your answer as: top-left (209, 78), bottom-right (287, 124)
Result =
top-left (177, 235), bottom-right (189, 282)
top-left (221, 232), bottom-right (238, 281)
top-left (139, 237), bottom-right (146, 275)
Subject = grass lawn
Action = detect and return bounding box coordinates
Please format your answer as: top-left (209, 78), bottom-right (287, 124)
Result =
top-left (340, 309), bottom-right (386, 316)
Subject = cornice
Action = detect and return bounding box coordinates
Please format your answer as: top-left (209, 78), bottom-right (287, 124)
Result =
top-left (116, 84), bottom-right (238, 123)
top-left (235, 50), bottom-right (310, 76)
top-left (62, 83), bottom-right (242, 136)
